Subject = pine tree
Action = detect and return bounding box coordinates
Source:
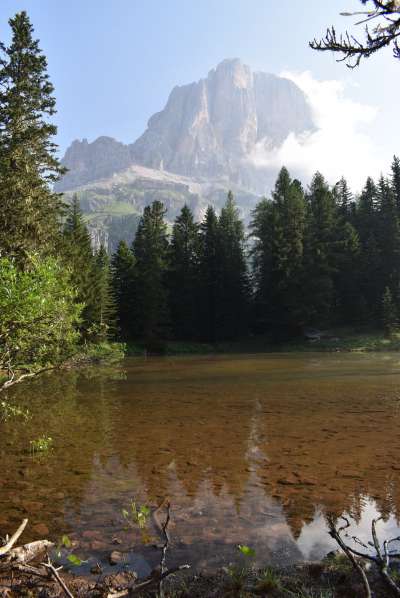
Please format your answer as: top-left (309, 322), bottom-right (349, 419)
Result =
top-left (63, 195), bottom-right (96, 333)
top-left (391, 155), bottom-right (400, 214)
top-left (132, 201), bottom-right (169, 342)
top-left (377, 176), bottom-right (400, 294)
top-left (90, 246), bottom-right (117, 342)
top-left (168, 205), bottom-right (200, 340)
top-left (249, 198), bottom-right (275, 334)
top-left (250, 168), bottom-right (306, 335)
top-left (0, 12), bottom-right (65, 262)
top-left (217, 192), bottom-right (249, 340)
top-left (382, 286), bottom-right (398, 338)
top-left (302, 172), bottom-right (338, 326)
top-left (334, 177), bottom-right (353, 219)
top-left (198, 206), bottom-right (220, 342)
top-left (111, 240), bottom-right (135, 339)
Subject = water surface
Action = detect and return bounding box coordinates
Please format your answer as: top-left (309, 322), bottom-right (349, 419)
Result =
top-left (1, 353), bottom-right (400, 573)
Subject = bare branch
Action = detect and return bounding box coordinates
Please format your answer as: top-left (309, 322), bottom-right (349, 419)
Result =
top-left (0, 519), bottom-right (28, 557)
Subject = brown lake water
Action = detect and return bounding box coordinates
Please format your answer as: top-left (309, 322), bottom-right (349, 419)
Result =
top-left (1, 353), bottom-right (400, 575)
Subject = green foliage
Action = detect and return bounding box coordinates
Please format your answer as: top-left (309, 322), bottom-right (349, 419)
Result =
top-left (0, 400), bottom-right (30, 422)
top-left (88, 246), bottom-right (117, 342)
top-left (63, 196), bottom-right (97, 333)
top-left (122, 500), bottom-right (151, 530)
top-left (382, 286), bottom-right (398, 338)
top-left (254, 567), bottom-right (282, 593)
top-left (0, 11), bottom-right (64, 263)
top-left (0, 255), bottom-right (82, 374)
top-left (237, 544), bottom-right (256, 557)
top-left (131, 201), bottom-right (170, 342)
top-left (30, 435), bottom-right (53, 454)
top-left (168, 205), bottom-right (200, 340)
top-left (111, 240), bottom-right (135, 338)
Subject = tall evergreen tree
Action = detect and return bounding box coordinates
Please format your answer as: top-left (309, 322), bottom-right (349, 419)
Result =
top-left (249, 198), bottom-right (274, 334)
top-left (90, 246), bottom-right (117, 342)
top-left (217, 192), bottom-right (249, 340)
top-left (334, 177), bottom-right (353, 219)
top-left (198, 206), bottom-right (220, 342)
top-left (0, 12), bottom-right (64, 262)
top-left (382, 286), bottom-right (398, 338)
top-left (132, 201), bottom-right (169, 342)
top-left (391, 155), bottom-right (400, 214)
top-left (250, 168), bottom-right (306, 335)
top-left (168, 205), bottom-right (200, 340)
top-left (63, 195), bottom-right (96, 333)
top-left (302, 172), bottom-right (338, 326)
top-left (355, 178), bottom-right (381, 317)
top-left (376, 176), bottom-right (400, 294)
top-left (111, 240), bottom-right (135, 340)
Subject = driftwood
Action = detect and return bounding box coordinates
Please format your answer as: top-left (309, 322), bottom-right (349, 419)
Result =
top-left (0, 518), bottom-right (28, 557)
top-left (0, 519), bottom-right (74, 598)
top-left (328, 514), bottom-right (400, 598)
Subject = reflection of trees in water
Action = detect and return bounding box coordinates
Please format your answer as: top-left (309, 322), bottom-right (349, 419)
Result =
top-left (2, 360), bottom-right (400, 556)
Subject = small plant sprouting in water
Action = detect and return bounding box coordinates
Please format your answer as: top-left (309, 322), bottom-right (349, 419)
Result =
top-left (122, 500), bottom-right (151, 530)
top-left (0, 400), bottom-right (30, 422)
top-left (55, 534), bottom-right (86, 567)
top-left (29, 436), bottom-right (53, 454)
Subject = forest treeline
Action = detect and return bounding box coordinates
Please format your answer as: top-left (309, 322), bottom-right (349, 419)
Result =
top-left (1, 11), bottom-right (400, 385)
top-left (80, 159), bottom-right (400, 345)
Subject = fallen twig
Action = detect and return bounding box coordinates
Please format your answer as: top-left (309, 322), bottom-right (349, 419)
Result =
top-left (106, 564), bottom-right (190, 598)
top-left (42, 554), bottom-right (74, 598)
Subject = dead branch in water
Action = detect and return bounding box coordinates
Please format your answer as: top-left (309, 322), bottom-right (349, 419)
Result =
top-left (328, 514), bottom-right (400, 597)
top-left (107, 500), bottom-right (190, 598)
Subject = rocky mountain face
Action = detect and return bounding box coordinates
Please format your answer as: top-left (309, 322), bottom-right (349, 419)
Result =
top-left (131, 58), bottom-right (313, 187)
top-left (56, 59), bottom-right (315, 250)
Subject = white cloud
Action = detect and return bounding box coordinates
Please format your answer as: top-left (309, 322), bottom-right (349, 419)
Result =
top-left (248, 70), bottom-right (387, 191)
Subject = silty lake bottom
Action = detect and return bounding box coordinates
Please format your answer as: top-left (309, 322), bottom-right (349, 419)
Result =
top-left (1, 353), bottom-right (400, 576)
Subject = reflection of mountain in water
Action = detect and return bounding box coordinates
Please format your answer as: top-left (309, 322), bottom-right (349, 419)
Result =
top-left (1, 354), bottom-right (400, 570)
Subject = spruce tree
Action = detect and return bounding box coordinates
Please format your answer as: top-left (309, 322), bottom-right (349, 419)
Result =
top-left (334, 177), bottom-right (353, 219)
top-left (168, 205), bottom-right (200, 340)
top-left (63, 195), bottom-right (96, 333)
top-left (382, 286), bottom-right (398, 338)
top-left (217, 192), bottom-right (249, 340)
top-left (132, 201), bottom-right (169, 342)
top-left (250, 168), bottom-right (306, 335)
top-left (0, 12), bottom-right (65, 262)
top-left (111, 240), bottom-right (135, 340)
top-left (355, 178), bottom-right (380, 317)
top-left (198, 206), bottom-right (220, 342)
top-left (391, 155), bottom-right (400, 214)
top-left (302, 172), bottom-right (338, 326)
top-left (249, 198), bottom-right (274, 334)
top-left (377, 176), bottom-right (400, 294)
top-left (91, 246), bottom-right (117, 342)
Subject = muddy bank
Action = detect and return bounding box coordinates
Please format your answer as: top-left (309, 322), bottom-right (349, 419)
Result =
top-left (0, 556), bottom-right (395, 597)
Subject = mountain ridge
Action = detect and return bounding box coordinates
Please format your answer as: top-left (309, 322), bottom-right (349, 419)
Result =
top-left (56, 58), bottom-right (315, 250)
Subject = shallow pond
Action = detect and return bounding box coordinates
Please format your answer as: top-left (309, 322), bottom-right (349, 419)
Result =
top-left (1, 353), bottom-right (400, 574)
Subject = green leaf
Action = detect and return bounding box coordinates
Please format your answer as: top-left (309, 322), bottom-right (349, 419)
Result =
top-left (122, 509), bottom-right (129, 518)
top-left (61, 535), bottom-right (71, 548)
top-left (238, 544), bottom-right (256, 557)
top-left (67, 554), bottom-right (84, 566)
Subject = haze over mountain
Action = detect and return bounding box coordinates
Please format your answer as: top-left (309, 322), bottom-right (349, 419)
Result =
top-left (57, 58), bottom-right (315, 250)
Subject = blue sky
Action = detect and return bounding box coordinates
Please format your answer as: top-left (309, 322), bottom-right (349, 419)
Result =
top-left (0, 0), bottom-right (398, 187)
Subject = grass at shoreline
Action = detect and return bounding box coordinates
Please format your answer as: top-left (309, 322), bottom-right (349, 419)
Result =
top-left (125, 328), bottom-right (400, 357)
